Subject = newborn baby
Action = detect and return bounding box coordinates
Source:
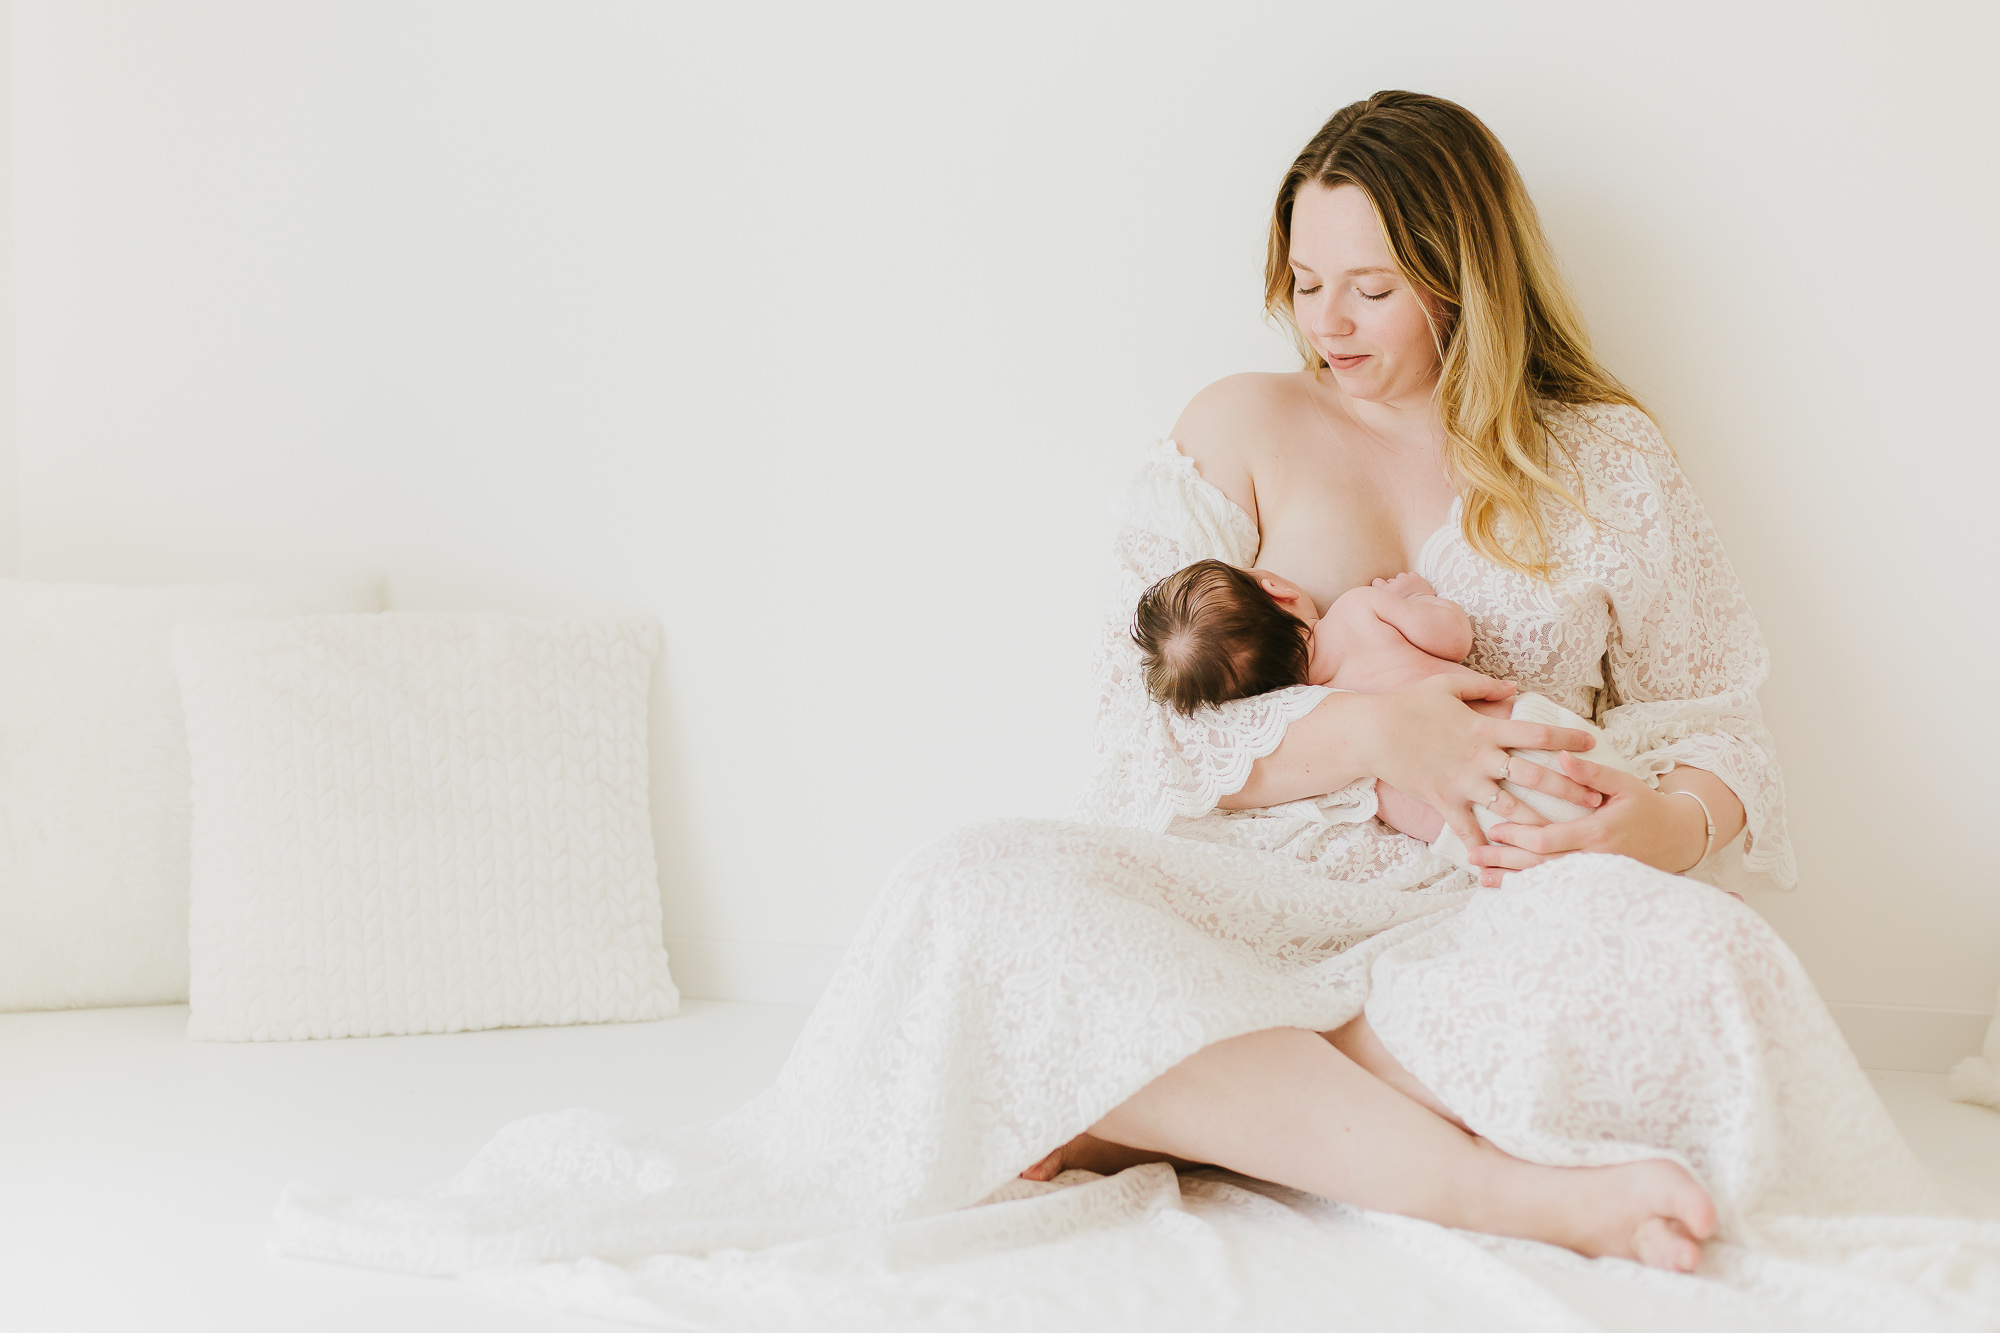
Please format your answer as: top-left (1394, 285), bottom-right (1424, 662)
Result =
top-left (1130, 558), bottom-right (1648, 869)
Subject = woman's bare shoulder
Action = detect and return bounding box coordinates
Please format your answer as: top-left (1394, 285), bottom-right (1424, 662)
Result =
top-left (1167, 372), bottom-right (1315, 523)
top-left (1168, 372), bottom-right (1310, 450)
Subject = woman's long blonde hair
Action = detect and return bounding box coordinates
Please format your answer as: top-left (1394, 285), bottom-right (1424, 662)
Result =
top-left (1266, 91), bottom-right (1641, 579)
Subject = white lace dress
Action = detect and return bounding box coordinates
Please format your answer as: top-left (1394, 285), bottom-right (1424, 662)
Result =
top-left (274, 404), bottom-right (2000, 1332)
top-left (1078, 401), bottom-right (1790, 896)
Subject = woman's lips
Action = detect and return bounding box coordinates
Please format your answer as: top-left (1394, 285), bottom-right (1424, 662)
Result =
top-left (1327, 353), bottom-right (1369, 370)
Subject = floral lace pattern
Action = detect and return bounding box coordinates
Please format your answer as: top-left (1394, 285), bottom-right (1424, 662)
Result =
top-left (272, 408), bottom-right (1998, 1329)
top-left (274, 823), bottom-right (1994, 1328)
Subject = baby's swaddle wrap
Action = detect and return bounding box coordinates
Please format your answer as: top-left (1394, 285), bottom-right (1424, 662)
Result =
top-left (1427, 693), bottom-right (1648, 871)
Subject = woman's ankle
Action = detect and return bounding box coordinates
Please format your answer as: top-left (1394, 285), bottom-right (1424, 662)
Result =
top-left (1449, 1136), bottom-right (1546, 1235)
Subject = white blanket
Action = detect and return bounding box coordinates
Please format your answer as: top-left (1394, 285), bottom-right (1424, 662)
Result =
top-left (275, 824), bottom-right (2000, 1330)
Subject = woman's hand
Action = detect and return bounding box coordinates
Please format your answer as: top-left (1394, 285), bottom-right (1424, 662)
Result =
top-left (1365, 676), bottom-right (1600, 855)
top-left (1472, 752), bottom-right (1712, 887)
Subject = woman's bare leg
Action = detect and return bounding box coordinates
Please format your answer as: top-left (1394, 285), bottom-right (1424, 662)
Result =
top-left (1024, 1026), bottom-right (1713, 1272)
top-left (1024, 1018), bottom-right (1443, 1175)
top-left (1320, 1015), bottom-right (1468, 1130)
top-left (1020, 1134), bottom-right (1203, 1178)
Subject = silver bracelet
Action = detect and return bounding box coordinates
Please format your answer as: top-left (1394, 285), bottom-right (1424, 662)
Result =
top-left (1666, 789), bottom-right (1715, 872)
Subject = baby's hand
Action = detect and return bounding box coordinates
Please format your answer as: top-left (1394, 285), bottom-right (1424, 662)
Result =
top-left (1371, 572), bottom-right (1437, 599)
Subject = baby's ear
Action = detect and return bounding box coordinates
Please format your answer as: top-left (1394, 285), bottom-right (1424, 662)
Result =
top-left (1249, 568), bottom-right (1314, 615)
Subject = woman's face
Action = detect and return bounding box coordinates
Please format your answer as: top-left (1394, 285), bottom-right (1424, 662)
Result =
top-left (1287, 183), bottom-right (1442, 406)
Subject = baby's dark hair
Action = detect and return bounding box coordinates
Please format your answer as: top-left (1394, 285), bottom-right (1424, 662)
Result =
top-left (1131, 559), bottom-right (1312, 716)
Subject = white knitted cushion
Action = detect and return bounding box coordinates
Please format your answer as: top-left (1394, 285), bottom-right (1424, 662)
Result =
top-left (172, 612), bottom-right (679, 1041)
top-left (0, 575), bottom-right (386, 1012)
top-left (1948, 987), bottom-right (2000, 1110)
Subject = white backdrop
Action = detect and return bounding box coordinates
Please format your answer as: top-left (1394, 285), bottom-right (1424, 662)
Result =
top-left (6, 0), bottom-right (1996, 1016)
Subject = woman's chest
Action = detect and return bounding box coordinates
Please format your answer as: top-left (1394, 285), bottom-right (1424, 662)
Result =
top-left (1252, 457), bottom-right (1458, 612)
top-left (1231, 431), bottom-right (1632, 704)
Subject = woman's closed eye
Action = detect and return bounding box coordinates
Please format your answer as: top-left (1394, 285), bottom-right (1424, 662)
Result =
top-left (1359, 288), bottom-right (1392, 300)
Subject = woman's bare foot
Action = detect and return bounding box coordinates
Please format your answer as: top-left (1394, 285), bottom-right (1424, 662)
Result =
top-left (1473, 1144), bottom-right (1716, 1273)
top-left (1049, 1028), bottom-right (1714, 1274)
top-left (1019, 1132), bottom-right (1200, 1182)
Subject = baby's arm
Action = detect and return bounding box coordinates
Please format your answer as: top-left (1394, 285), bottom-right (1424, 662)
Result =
top-left (1361, 573), bottom-right (1475, 663)
top-left (1359, 574), bottom-right (1507, 847)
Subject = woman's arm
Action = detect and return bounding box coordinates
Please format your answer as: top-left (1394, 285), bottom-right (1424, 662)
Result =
top-left (1656, 763), bottom-right (1748, 860)
top-left (1479, 407), bottom-right (1792, 889)
top-left (1164, 376), bottom-right (1263, 533)
top-left (1220, 674), bottom-right (1599, 854)
top-left (1211, 690), bottom-right (1376, 808)
top-left (1476, 753), bottom-right (1746, 885)
top-left (1072, 436), bottom-right (1336, 832)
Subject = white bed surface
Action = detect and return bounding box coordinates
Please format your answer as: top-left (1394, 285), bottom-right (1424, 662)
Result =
top-left (2, 1001), bottom-right (812, 1332)
top-left (4, 1001), bottom-right (1997, 1332)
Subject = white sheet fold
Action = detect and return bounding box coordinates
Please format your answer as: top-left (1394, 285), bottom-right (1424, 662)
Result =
top-left (277, 821), bottom-right (2000, 1330)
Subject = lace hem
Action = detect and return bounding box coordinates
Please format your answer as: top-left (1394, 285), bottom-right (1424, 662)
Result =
top-left (1152, 684), bottom-right (1335, 831)
top-left (1640, 735), bottom-right (1798, 888)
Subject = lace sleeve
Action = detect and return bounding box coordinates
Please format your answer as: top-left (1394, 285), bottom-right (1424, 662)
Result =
top-left (1069, 442), bottom-right (1335, 832)
top-left (1587, 409), bottom-right (1797, 891)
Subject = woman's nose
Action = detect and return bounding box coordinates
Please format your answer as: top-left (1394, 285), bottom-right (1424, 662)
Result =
top-left (1306, 296), bottom-right (1352, 339)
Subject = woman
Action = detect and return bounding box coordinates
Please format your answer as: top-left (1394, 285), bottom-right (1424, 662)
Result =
top-left (1027, 89), bottom-right (1784, 1272)
top-left (279, 93), bottom-right (1985, 1326)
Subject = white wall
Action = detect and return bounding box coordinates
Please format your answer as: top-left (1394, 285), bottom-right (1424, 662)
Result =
top-left (11, 1), bottom-right (1998, 1012)
top-left (0, 0), bottom-right (14, 578)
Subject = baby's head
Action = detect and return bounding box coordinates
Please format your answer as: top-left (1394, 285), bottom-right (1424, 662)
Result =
top-left (1132, 559), bottom-right (1318, 715)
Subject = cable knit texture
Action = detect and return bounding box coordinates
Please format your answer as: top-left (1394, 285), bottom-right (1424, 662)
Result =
top-left (174, 612), bottom-right (678, 1042)
top-left (0, 575), bottom-right (384, 1012)
top-left (271, 414), bottom-right (2000, 1330)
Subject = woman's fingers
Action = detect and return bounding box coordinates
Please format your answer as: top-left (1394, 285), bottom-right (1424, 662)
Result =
top-left (1503, 756), bottom-right (1601, 809)
top-left (1469, 838), bottom-right (1555, 889)
top-left (1443, 800), bottom-right (1488, 852)
top-left (1467, 841), bottom-right (1549, 871)
top-left (1495, 721), bottom-right (1595, 754)
top-left (1484, 787), bottom-right (1551, 826)
top-left (1556, 751), bottom-right (1648, 798)
top-left (1485, 818), bottom-right (1597, 856)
